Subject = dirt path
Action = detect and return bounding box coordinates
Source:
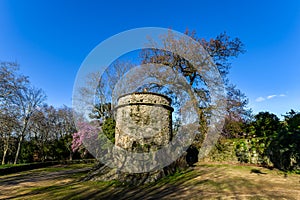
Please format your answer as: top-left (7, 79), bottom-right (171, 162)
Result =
top-left (0, 163), bottom-right (299, 199)
top-left (0, 164), bottom-right (92, 200)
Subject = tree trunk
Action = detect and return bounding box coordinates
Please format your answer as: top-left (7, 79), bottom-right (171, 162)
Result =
top-left (14, 119), bottom-right (28, 165)
top-left (14, 136), bottom-right (23, 164)
top-left (2, 137), bottom-right (9, 165)
top-left (69, 151), bottom-right (73, 161)
top-left (2, 147), bottom-right (8, 165)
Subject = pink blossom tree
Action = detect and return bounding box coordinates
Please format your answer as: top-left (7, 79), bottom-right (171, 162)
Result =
top-left (71, 121), bottom-right (101, 156)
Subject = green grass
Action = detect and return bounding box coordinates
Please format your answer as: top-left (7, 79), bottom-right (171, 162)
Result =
top-left (0, 163), bottom-right (29, 169)
top-left (34, 163), bottom-right (95, 172)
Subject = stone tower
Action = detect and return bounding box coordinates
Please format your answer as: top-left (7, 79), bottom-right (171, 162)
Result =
top-left (85, 92), bottom-right (188, 185)
top-left (114, 92), bottom-right (173, 152)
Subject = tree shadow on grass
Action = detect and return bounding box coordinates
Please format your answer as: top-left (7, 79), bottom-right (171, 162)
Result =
top-left (250, 169), bottom-right (267, 175)
top-left (81, 168), bottom-right (202, 200)
top-left (9, 168), bottom-right (201, 200)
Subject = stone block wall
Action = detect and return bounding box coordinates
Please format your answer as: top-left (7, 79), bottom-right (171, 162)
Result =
top-left (114, 92), bottom-right (173, 152)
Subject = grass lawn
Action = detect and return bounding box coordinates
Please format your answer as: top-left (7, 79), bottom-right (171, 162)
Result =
top-left (0, 163), bottom-right (30, 169)
top-left (0, 162), bottom-right (299, 199)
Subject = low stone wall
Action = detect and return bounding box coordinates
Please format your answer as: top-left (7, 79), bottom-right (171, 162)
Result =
top-left (203, 138), bottom-right (272, 166)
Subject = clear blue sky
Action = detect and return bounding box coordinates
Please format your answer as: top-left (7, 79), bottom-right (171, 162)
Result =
top-left (0, 0), bottom-right (299, 117)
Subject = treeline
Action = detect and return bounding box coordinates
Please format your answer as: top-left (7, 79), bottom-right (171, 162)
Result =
top-left (1, 61), bottom-right (299, 172)
top-left (0, 62), bottom-right (80, 164)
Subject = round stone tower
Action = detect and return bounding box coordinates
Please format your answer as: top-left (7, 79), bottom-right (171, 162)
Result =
top-left (114, 92), bottom-right (173, 152)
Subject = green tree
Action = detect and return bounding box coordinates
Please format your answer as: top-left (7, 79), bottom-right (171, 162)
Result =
top-left (102, 117), bottom-right (116, 143)
top-left (249, 112), bottom-right (281, 138)
top-left (284, 109), bottom-right (300, 132)
top-left (268, 110), bottom-right (300, 171)
top-left (268, 128), bottom-right (300, 171)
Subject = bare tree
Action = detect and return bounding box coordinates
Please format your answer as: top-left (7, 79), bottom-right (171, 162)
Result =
top-left (13, 87), bottom-right (46, 164)
top-left (74, 61), bottom-right (133, 121)
top-left (29, 104), bottom-right (55, 161)
top-left (57, 106), bottom-right (77, 160)
top-left (0, 62), bottom-right (28, 99)
top-left (0, 62), bottom-right (29, 164)
top-left (0, 105), bottom-right (18, 164)
top-left (140, 30), bottom-right (245, 146)
top-left (29, 105), bottom-right (77, 161)
top-left (222, 84), bottom-right (252, 138)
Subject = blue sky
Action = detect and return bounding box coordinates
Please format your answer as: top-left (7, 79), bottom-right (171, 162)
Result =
top-left (0, 0), bottom-right (299, 118)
